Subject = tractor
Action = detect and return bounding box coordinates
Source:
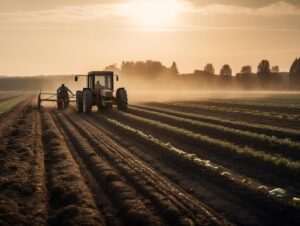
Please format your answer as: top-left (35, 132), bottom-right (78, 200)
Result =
top-left (75, 71), bottom-right (128, 113)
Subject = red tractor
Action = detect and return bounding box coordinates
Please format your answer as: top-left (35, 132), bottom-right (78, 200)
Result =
top-left (75, 71), bottom-right (128, 113)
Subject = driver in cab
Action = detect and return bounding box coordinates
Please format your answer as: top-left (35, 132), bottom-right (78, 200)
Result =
top-left (95, 81), bottom-right (104, 89)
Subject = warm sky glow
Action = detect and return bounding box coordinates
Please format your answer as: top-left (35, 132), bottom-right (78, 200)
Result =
top-left (124, 0), bottom-right (181, 28)
top-left (0, 0), bottom-right (299, 75)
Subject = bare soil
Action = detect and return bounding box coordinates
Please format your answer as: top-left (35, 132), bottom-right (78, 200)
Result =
top-left (0, 97), bottom-right (299, 225)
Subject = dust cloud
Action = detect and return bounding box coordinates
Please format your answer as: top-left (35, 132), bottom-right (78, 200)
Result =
top-left (0, 73), bottom-right (298, 105)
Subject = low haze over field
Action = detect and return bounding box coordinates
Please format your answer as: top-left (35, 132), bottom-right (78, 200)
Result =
top-left (1, 0), bottom-right (300, 75)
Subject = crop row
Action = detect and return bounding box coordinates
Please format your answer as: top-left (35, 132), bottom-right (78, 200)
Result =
top-left (60, 113), bottom-right (229, 226)
top-left (0, 106), bottom-right (47, 225)
top-left (54, 113), bottom-right (166, 225)
top-left (130, 106), bottom-right (300, 160)
top-left (105, 117), bottom-right (300, 210)
top-left (169, 103), bottom-right (300, 121)
top-left (113, 111), bottom-right (300, 176)
top-left (40, 110), bottom-right (105, 226)
top-left (140, 104), bottom-right (300, 141)
top-left (0, 95), bottom-right (29, 116)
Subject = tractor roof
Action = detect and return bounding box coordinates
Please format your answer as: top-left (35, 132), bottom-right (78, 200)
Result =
top-left (88, 71), bottom-right (114, 76)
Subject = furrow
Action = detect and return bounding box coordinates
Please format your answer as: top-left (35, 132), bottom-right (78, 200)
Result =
top-left (138, 104), bottom-right (300, 141)
top-left (100, 110), bottom-right (300, 193)
top-left (129, 106), bottom-right (300, 160)
top-left (40, 110), bottom-right (105, 226)
top-left (0, 102), bottom-right (48, 225)
top-left (61, 112), bottom-right (232, 226)
top-left (54, 112), bottom-right (166, 226)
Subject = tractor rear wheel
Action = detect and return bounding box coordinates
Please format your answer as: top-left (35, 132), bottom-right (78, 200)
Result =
top-left (116, 88), bottom-right (128, 111)
top-left (76, 91), bottom-right (83, 113)
top-left (83, 90), bottom-right (92, 114)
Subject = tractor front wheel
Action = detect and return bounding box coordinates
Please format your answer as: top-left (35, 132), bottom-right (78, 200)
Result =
top-left (116, 88), bottom-right (128, 111)
top-left (76, 91), bottom-right (83, 113)
top-left (83, 90), bottom-right (93, 114)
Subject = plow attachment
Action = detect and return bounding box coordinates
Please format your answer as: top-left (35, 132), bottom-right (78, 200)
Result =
top-left (38, 91), bottom-right (75, 110)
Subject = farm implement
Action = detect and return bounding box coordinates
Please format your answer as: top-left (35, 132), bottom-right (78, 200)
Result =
top-left (37, 71), bottom-right (128, 112)
top-left (38, 91), bottom-right (76, 110)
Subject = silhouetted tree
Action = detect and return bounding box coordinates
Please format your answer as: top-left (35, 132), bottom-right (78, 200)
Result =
top-left (220, 64), bottom-right (232, 78)
top-left (170, 61), bottom-right (179, 76)
top-left (120, 60), bottom-right (167, 79)
top-left (290, 58), bottom-right (300, 89)
top-left (236, 65), bottom-right (256, 89)
top-left (204, 63), bottom-right (215, 75)
top-left (257, 60), bottom-right (271, 86)
top-left (241, 65), bottom-right (252, 74)
top-left (104, 64), bottom-right (121, 75)
top-left (271, 65), bottom-right (280, 73)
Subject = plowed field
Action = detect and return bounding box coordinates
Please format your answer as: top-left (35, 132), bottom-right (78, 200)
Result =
top-left (1, 95), bottom-right (300, 226)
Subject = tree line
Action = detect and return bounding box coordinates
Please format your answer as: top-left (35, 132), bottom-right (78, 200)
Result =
top-left (104, 58), bottom-right (300, 89)
top-left (0, 58), bottom-right (299, 91)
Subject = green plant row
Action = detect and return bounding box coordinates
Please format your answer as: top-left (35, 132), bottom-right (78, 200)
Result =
top-left (130, 106), bottom-right (300, 157)
top-left (139, 104), bottom-right (300, 140)
top-left (171, 103), bottom-right (300, 121)
top-left (115, 111), bottom-right (300, 173)
top-left (106, 118), bottom-right (300, 208)
top-left (0, 95), bottom-right (28, 116)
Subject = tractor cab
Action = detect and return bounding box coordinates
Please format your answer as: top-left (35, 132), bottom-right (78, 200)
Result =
top-left (74, 71), bottom-right (127, 113)
top-left (75, 71), bottom-right (118, 90)
top-left (88, 71), bottom-right (117, 90)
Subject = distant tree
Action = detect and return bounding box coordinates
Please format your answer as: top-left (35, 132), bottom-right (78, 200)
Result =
top-left (236, 65), bottom-right (256, 89)
top-left (121, 61), bottom-right (135, 75)
top-left (271, 65), bottom-right (280, 73)
top-left (241, 65), bottom-right (252, 74)
top-left (204, 63), bottom-right (215, 75)
top-left (220, 64), bottom-right (232, 78)
top-left (289, 58), bottom-right (300, 89)
top-left (257, 60), bottom-right (272, 86)
top-left (104, 64), bottom-right (121, 74)
top-left (170, 61), bottom-right (179, 76)
top-left (120, 60), bottom-right (167, 79)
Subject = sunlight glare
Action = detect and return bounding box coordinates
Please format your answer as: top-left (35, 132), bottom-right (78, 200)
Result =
top-left (127, 0), bottom-right (181, 28)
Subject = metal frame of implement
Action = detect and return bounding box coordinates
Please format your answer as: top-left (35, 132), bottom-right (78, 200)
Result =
top-left (38, 90), bottom-right (76, 109)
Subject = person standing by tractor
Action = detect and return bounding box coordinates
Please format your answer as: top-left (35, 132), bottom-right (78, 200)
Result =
top-left (56, 84), bottom-right (74, 109)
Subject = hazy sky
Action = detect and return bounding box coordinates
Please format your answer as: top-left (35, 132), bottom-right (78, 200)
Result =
top-left (0, 0), bottom-right (300, 75)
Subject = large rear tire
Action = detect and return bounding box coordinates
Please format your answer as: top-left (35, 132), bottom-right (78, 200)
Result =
top-left (76, 91), bottom-right (83, 113)
top-left (83, 90), bottom-right (93, 114)
top-left (116, 88), bottom-right (128, 111)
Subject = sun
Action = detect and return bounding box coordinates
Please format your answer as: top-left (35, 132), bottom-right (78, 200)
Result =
top-left (127, 0), bottom-right (181, 28)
